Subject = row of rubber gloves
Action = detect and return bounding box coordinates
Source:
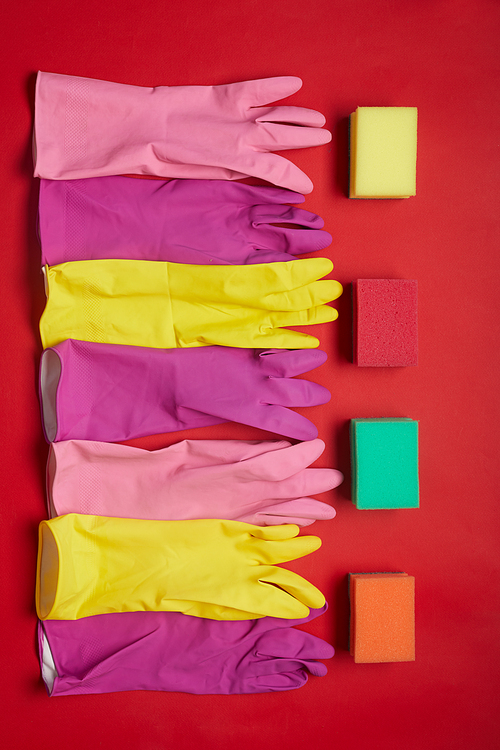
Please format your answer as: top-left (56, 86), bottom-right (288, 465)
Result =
top-left (35, 72), bottom-right (340, 695)
top-left (39, 177), bottom-right (342, 443)
top-left (38, 442), bottom-right (342, 696)
top-left (36, 72), bottom-right (342, 351)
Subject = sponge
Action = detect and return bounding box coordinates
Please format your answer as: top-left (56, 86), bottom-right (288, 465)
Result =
top-left (349, 107), bottom-right (418, 198)
top-left (349, 572), bottom-right (415, 663)
top-left (350, 418), bottom-right (419, 509)
top-left (353, 279), bottom-right (418, 366)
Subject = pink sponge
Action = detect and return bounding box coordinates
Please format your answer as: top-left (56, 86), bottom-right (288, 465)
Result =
top-left (353, 279), bottom-right (418, 366)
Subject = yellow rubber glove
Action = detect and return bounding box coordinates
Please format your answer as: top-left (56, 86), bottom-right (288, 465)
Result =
top-left (36, 514), bottom-right (325, 621)
top-left (39, 258), bottom-right (342, 350)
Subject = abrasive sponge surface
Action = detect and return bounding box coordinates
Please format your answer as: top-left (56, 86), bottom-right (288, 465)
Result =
top-left (353, 279), bottom-right (418, 367)
top-left (349, 573), bottom-right (415, 663)
top-left (350, 418), bottom-right (419, 509)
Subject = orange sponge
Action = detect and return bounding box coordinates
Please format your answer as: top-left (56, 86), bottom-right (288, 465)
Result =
top-left (349, 573), bottom-right (415, 663)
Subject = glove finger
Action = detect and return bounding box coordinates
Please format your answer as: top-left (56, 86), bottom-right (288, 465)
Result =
top-left (155, 163), bottom-right (252, 181)
top-left (250, 204), bottom-right (325, 230)
top-left (248, 641), bottom-right (332, 682)
top-left (240, 440), bottom-right (330, 482)
top-left (266, 602), bottom-right (328, 628)
top-left (210, 182), bottom-right (306, 207)
top-left (235, 438), bottom-right (325, 481)
top-left (186, 258), bottom-right (332, 305)
top-left (252, 658), bottom-right (327, 680)
top-left (251, 230), bottom-right (332, 258)
top-left (250, 671), bottom-right (309, 691)
top-left (254, 105), bottom-right (328, 129)
top-left (246, 248), bottom-right (312, 264)
top-left (252, 306), bottom-right (338, 350)
top-left (284, 468), bottom-right (344, 495)
top-left (270, 227), bottom-right (332, 256)
top-left (258, 566), bottom-right (326, 613)
top-left (260, 470), bottom-right (342, 502)
top-left (249, 217), bottom-right (332, 256)
top-left (246, 403), bottom-right (320, 441)
top-left (261, 281), bottom-right (342, 312)
top-left (252, 498), bottom-right (336, 524)
top-left (244, 603), bottom-right (328, 632)
top-left (252, 120), bottom-right (332, 151)
top-left (249, 523), bottom-right (300, 541)
top-left (241, 76), bottom-right (303, 107)
top-left (249, 328), bottom-right (320, 349)
top-left (231, 151), bottom-right (315, 194)
top-left (264, 376), bottom-right (330, 407)
top-left (258, 348), bottom-right (327, 377)
top-left (179, 437), bottom-right (293, 465)
top-left (271, 303), bottom-right (339, 326)
top-left (250, 530), bottom-right (321, 564)
top-left (253, 513), bottom-right (316, 527)
top-left (256, 628), bottom-right (335, 663)
top-left (248, 328), bottom-right (319, 350)
top-left (249, 210), bottom-right (332, 254)
top-left (247, 258), bottom-right (332, 295)
top-left (249, 582), bottom-right (311, 619)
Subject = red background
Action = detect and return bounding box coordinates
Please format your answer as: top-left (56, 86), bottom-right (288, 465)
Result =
top-left (1, 1), bottom-right (499, 748)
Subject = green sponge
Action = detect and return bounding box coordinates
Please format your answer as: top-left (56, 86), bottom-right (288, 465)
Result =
top-left (350, 418), bottom-right (419, 509)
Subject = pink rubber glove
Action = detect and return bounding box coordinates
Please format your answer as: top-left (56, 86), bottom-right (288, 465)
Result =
top-left (39, 177), bottom-right (332, 266)
top-left (33, 72), bottom-right (331, 193)
top-left (40, 340), bottom-right (331, 443)
top-left (47, 438), bottom-right (342, 526)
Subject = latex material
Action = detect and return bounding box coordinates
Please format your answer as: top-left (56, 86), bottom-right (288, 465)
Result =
top-left (47, 438), bottom-right (342, 526)
top-left (34, 72), bottom-right (332, 193)
top-left (39, 258), bottom-right (342, 350)
top-left (36, 515), bottom-right (325, 621)
top-left (39, 177), bottom-right (333, 266)
top-left (38, 605), bottom-right (334, 695)
top-left (39, 341), bottom-right (331, 443)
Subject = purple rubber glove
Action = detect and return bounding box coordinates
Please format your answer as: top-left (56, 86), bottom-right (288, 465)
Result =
top-left (40, 340), bottom-right (330, 443)
top-left (39, 177), bottom-right (332, 267)
top-left (34, 72), bottom-right (331, 193)
top-left (38, 605), bottom-right (333, 695)
top-left (47, 438), bottom-right (342, 526)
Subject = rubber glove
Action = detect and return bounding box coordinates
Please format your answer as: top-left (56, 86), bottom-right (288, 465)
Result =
top-left (36, 515), bottom-right (325, 621)
top-left (39, 258), bottom-right (342, 350)
top-left (47, 438), bottom-right (342, 526)
top-left (39, 177), bottom-right (332, 267)
top-left (39, 341), bottom-right (330, 443)
top-left (34, 72), bottom-right (331, 193)
top-left (38, 605), bottom-right (334, 696)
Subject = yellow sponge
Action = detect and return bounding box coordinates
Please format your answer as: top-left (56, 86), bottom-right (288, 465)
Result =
top-left (349, 572), bottom-right (415, 663)
top-left (349, 107), bottom-right (418, 199)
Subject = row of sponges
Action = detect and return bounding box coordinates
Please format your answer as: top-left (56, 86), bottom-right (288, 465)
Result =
top-left (349, 109), bottom-right (418, 664)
